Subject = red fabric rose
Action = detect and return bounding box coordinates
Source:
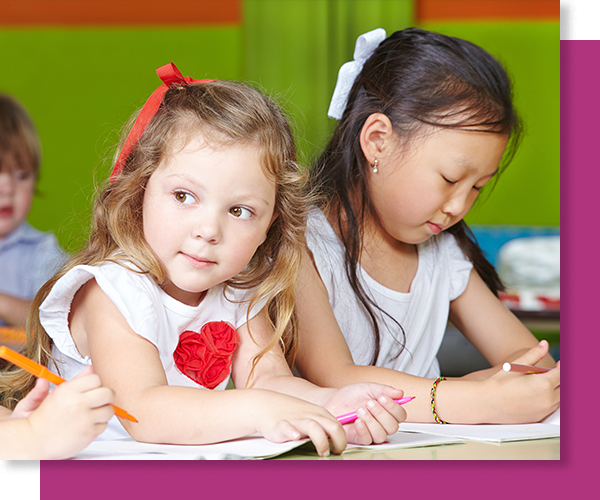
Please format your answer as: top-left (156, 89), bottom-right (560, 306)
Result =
top-left (173, 321), bottom-right (240, 390)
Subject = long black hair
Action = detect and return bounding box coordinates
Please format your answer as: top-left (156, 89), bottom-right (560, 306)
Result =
top-left (308, 28), bottom-right (522, 365)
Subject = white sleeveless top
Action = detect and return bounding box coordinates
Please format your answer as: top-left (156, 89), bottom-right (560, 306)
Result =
top-left (39, 261), bottom-right (265, 440)
top-left (305, 209), bottom-right (473, 378)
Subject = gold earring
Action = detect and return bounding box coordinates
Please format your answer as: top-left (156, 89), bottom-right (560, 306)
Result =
top-left (371, 158), bottom-right (378, 173)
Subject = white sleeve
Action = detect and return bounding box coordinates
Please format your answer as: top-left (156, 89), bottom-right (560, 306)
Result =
top-left (40, 263), bottom-right (163, 363)
top-left (446, 233), bottom-right (474, 301)
top-left (304, 209), bottom-right (344, 298)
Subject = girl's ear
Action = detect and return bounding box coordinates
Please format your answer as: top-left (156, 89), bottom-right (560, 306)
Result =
top-left (260, 212), bottom-right (279, 245)
top-left (359, 113), bottom-right (395, 165)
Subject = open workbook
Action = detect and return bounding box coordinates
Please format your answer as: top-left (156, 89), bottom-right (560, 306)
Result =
top-left (72, 431), bottom-right (464, 460)
top-left (71, 409), bottom-right (559, 459)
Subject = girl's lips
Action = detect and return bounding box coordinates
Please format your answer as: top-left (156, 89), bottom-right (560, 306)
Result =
top-left (427, 222), bottom-right (443, 234)
top-left (181, 252), bottom-right (216, 268)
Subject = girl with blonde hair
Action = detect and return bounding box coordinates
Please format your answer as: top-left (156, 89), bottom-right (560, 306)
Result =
top-left (0, 63), bottom-right (405, 457)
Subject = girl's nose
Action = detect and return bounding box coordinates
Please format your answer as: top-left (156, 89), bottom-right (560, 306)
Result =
top-left (193, 215), bottom-right (222, 243)
top-left (442, 189), bottom-right (474, 217)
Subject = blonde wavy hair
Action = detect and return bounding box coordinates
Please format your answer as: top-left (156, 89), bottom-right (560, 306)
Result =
top-left (0, 80), bottom-right (309, 408)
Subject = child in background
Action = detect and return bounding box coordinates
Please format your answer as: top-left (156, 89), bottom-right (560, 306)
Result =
top-left (0, 94), bottom-right (64, 328)
top-left (0, 64), bottom-right (406, 457)
top-left (0, 366), bottom-right (114, 460)
top-left (294, 28), bottom-right (560, 424)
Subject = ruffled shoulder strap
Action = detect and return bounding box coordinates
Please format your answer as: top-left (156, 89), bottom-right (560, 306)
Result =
top-left (40, 262), bottom-right (163, 362)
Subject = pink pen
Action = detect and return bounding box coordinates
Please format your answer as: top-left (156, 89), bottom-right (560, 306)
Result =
top-left (336, 396), bottom-right (415, 425)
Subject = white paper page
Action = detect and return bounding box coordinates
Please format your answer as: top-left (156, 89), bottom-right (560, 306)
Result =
top-left (72, 434), bottom-right (310, 460)
top-left (72, 431), bottom-right (464, 460)
top-left (398, 412), bottom-right (560, 443)
top-left (345, 431), bottom-right (463, 453)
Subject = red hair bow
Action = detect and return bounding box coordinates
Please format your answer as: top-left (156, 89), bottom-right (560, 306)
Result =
top-left (110, 62), bottom-right (214, 182)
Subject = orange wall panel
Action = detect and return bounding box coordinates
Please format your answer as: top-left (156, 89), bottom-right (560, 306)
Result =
top-left (417, 0), bottom-right (559, 22)
top-left (0, 0), bottom-right (241, 25)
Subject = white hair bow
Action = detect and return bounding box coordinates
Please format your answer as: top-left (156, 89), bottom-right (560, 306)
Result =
top-left (327, 28), bottom-right (387, 120)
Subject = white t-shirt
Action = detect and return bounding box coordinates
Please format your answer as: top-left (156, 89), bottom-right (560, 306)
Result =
top-left (305, 209), bottom-right (473, 378)
top-left (39, 261), bottom-right (265, 440)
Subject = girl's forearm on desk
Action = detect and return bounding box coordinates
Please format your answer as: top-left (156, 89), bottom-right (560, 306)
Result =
top-left (118, 386), bottom-right (273, 444)
top-left (300, 362), bottom-right (558, 424)
top-left (299, 363), bottom-right (440, 423)
top-left (117, 385), bottom-right (340, 446)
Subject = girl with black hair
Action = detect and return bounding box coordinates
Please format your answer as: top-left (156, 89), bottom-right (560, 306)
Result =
top-left (294, 28), bottom-right (559, 425)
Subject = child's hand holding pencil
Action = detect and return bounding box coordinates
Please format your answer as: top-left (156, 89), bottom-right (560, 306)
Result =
top-left (15, 365), bottom-right (115, 459)
top-left (0, 345), bottom-right (137, 422)
top-left (0, 348), bottom-right (119, 459)
top-left (485, 341), bottom-right (560, 424)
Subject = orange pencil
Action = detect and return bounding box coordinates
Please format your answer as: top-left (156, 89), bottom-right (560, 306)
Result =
top-left (0, 345), bottom-right (138, 423)
top-left (502, 362), bottom-right (552, 374)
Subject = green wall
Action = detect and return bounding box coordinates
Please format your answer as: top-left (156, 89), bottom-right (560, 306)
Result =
top-left (0, 0), bottom-right (559, 252)
top-left (243, 0), bottom-right (414, 164)
top-left (0, 27), bottom-right (242, 251)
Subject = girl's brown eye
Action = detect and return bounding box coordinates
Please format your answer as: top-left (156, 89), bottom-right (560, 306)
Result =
top-left (175, 192), bottom-right (187, 202)
top-left (230, 207), bottom-right (251, 219)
